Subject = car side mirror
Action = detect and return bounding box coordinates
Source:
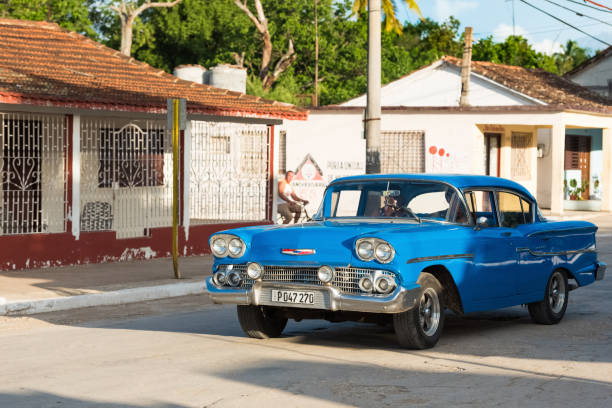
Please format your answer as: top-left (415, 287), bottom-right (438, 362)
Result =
top-left (474, 216), bottom-right (489, 230)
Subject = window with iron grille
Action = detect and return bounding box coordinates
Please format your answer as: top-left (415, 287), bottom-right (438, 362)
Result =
top-left (98, 125), bottom-right (164, 188)
top-left (380, 131), bottom-right (425, 173)
top-left (278, 130), bottom-right (287, 174)
top-left (511, 132), bottom-right (532, 179)
top-left (1, 113), bottom-right (67, 235)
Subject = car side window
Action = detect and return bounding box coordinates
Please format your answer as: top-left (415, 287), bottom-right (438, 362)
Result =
top-left (497, 191), bottom-right (532, 228)
top-left (464, 190), bottom-right (497, 226)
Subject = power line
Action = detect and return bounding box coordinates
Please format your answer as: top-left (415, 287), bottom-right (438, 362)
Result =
top-left (583, 0), bottom-right (612, 11)
top-left (473, 19), bottom-right (606, 36)
top-left (562, 0), bottom-right (612, 13)
top-left (518, 0), bottom-right (611, 45)
top-left (539, 0), bottom-right (612, 26)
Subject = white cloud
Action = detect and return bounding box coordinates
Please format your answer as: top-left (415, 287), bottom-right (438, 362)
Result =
top-left (492, 23), bottom-right (562, 55)
top-left (434, 0), bottom-right (478, 22)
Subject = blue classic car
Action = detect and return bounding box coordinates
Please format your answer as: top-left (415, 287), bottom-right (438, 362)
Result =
top-left (206, 174), bottom-right (606, 349)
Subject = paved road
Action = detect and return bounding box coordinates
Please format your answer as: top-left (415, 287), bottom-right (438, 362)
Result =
top-left (1, 224), bottom-right (612, 407)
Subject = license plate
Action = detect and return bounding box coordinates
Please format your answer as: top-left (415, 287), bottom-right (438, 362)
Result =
top-left (271, 289), bottom-right (315, 305)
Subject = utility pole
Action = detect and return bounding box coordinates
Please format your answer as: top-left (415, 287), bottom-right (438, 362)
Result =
top-left (506, 0), bottom-right (516, 36)
top-left (314, 0), bottom-right (319, 107)
top-left (365, 0), bottom-right (381, 174)
top-left (460, 27), bottom-right (473, 107)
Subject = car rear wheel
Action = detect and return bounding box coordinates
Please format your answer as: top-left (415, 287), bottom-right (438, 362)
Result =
top-left (237, 305), bottom-right (288, 339)
top-left (393, 273), bottom-right (445, 349)
top-left (528, 269), bottom-right (568, 325)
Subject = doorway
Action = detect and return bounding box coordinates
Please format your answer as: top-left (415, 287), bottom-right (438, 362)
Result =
top-left (484, 133), bottom-right (501, 177)
top-left (565, 134), bottom-right (591, 200)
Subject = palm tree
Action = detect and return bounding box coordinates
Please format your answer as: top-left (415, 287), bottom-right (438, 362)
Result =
top-left (555, 40), bottom-right (590, 75)
top-left (352, 0), bottom-right (423, 173)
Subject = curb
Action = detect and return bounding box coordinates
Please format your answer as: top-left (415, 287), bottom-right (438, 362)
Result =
top-left (0, 281), bottom-right (207, 316)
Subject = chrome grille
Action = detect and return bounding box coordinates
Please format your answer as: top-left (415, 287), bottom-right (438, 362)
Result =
top-left (218, 264), bottom-right (396, 296)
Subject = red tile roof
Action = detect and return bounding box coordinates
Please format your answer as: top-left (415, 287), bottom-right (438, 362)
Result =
top-left (0, 18), bottom-right (306, 121)
top-left (444, 56), bottom-right (611, 113)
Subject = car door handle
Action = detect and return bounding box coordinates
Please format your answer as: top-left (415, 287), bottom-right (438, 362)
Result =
top-left (501, 232), bottom-right (512, 237)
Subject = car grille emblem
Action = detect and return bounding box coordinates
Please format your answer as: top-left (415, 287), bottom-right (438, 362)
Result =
top-left (281, 249), bottom-right (316, 255)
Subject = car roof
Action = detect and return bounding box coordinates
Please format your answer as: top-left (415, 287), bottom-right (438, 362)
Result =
top-left (331, 174), bottom-right (536, 202)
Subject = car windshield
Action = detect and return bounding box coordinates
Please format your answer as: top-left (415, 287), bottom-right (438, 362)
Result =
top-left (323, 180), bottom-right (469, 224)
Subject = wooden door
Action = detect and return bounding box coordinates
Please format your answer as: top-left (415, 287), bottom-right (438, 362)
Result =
top-left (565, 135), bottom-right (591, 199)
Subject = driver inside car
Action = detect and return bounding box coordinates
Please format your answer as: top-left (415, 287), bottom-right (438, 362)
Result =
top-left (380, 195), bottom-right (407, 217)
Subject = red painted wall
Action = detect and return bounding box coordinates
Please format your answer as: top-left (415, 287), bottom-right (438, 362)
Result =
top-left (0, 222), bottom-right (270, 271)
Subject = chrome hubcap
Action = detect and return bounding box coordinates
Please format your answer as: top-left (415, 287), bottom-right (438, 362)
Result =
top-left (548, 272), bottom-right (566, 314)
top-left (419, 288), bottom-right (441, 336)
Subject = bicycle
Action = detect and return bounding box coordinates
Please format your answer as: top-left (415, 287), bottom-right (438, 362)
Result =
top-left (276, 203), bottom-right (312, 224)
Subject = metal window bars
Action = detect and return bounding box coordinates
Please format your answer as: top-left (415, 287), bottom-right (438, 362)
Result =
top-left (0, 112), bottom-right (68, 235)
top-left (189, 121), bottom-right (270, 224)
top-left (80, 118), bottom-right (172, 238)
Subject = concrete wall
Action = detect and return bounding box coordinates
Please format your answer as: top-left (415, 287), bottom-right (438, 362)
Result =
top-left (278, 111), bottom-right (365, 216)
top-left (568, 57), bottom-right (612, 98)
top-left (342, 63), bottom-right (538, 107)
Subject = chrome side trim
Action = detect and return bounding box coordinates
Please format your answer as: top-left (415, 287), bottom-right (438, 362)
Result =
top-left (526, 227), bottom-right (597, 238)
top-left (406, 253), bottom-right (474, 264)
top-left (515, 246), bottom-right (596, 256)
top-left (206, 277), bottom-right (420, 314)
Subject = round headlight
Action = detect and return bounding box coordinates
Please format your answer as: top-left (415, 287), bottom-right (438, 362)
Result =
top-left (357, 240), bottom-right (374, 260)
top-left (359, 276), bottom-right (374, 292)
top-left (227, 270), bottom-right (242, 287)
top-left (211, 237), bottom-right (228, 257)
top-left (317, 265), bottom-right (334, 283)
top-left (213, 271), bottom-right (226, 286)
top-left (375, 243), bottom-right (393, 263)
top-left (375, 275), bottom-right (395, 294)
top-left (247, 262), bottom-right (263, 280)
top-left (228, 238), bottom-right (244, 257)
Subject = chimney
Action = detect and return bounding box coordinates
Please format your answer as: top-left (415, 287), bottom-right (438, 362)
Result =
top-left (459, 27), bottom-right (473, 107)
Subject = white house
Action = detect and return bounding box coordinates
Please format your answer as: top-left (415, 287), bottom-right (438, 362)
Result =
top-left (566, 46), bottom-right (612, 100)
top-left (279, 56), bottom-right (611, 217)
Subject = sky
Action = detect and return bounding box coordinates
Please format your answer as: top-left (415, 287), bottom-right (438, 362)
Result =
top-left (396, 0), bottom-right (612, 55)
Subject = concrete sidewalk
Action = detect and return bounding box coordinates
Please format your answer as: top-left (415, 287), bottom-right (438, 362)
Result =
top-left (0, 256), bottom-right (213, 316)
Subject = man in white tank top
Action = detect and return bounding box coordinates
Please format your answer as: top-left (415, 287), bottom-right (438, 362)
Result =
top-left (278, 171), bottom-right (309, 224)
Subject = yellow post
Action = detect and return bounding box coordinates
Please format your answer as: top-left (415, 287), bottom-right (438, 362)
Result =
top-left (172, 98), bottom-right (180, 279)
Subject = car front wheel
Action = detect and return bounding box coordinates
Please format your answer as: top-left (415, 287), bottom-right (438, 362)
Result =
top-left (528, 269), bottom-right (569, 325)
top-left (393, 273), bottom-right (445, 349)
top-left (237, 305), bottom-right (288, 339)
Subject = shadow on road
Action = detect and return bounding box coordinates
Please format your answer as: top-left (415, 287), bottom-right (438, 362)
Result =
top-left (0, 391), bottom-right (188, 408)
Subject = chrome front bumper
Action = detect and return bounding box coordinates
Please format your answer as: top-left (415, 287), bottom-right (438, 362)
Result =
top-left (205, 277), bottom-right (420, 314)
top-left (596, 262), bottom-right (606, 281)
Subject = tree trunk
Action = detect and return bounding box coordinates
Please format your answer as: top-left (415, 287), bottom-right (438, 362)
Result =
top-left (365, 0), bottom-right (381, 174)
top-left (111, 1), bottom-right (183, 57)
top-left (234, 0), bottom-right (296, 90)
top-left (120, 16), bottom-right (135, 56)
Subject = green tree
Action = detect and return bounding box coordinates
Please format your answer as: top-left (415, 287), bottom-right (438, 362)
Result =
top-left (554, 40), bottom-right (591, 75)
top-left (0, 0), bottom-right (97, 38)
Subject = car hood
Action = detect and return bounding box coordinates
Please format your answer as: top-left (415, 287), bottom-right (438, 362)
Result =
top-left (225, 220), bottom-right (460, 266)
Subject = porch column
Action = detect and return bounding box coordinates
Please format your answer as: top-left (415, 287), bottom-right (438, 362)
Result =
top-left (601, 128), bottom-right (612, 212)
top-left (71, 114), bottom-right (81, 239)
top-left (499, 128), bottom-right (512, 179)
top-left (550, 119), bottom-right (565, 215)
